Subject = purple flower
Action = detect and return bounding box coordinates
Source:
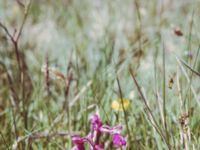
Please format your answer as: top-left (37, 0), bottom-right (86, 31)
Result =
top-left (71, 145), bottom-right (85, 150)
top-left (90, 114), bottom-right (103, 131)
top-left (72, 135), bottom-right (86, 145)
top-left (112, 133), bottom-right (126, 147)
top-left (71, 114), bottom-right (126, 150)
top-left (100, 125), bottom-right (122, 134)
top-left (71, 134), bottom-right (96, 150)
top-left (90, 144), bottom-right (104, 150)
top-left (71, 135), bottom-right (87, 150)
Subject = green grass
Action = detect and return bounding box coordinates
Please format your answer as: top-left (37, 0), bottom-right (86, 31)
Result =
top-left (0, 0), bottom-right (200, 149)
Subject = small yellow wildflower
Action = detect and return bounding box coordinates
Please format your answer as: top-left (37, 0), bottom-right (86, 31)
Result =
top-left (111, 98), bottom-right (130, 111)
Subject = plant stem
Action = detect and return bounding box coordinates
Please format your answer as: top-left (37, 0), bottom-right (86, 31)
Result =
top-left (116, 76), bottom-right (132, 142)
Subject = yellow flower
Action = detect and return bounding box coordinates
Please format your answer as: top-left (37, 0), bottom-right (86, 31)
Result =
top-left (111, 98), bottom-right (130, 111)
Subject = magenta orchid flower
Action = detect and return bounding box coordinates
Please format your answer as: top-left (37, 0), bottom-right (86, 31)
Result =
top-left (112, 133), bottom-right (126, 147)
top-left (71, 133), bottom-right (95, 150)
top-left (71, 114), bottom-right (126, 149)
top-left (90, 114), bottom-right (103, 131)
top-left (71, 135), bottom-right (87, 150)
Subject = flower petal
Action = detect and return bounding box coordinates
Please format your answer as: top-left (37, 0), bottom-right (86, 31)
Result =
top-left (112, 134), bottom-right (126, 147)
top-left (71, 135), bottom-right (86, 144)
top-left (111, 99), bottom-right (130, 111)
top-left (71, 145), bottom-right (85, 150)
top-left (90, 114), bottom-right (103, 131)
top-left (100, 125), bottom-right (122, 134)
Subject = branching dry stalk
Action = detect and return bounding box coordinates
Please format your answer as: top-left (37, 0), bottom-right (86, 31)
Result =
top-left (0, 22), bottom-right (21, 72)
top-left (0, 0), bottom-right (32, 73)
top-left (0, 0), bottom-right (33, 147)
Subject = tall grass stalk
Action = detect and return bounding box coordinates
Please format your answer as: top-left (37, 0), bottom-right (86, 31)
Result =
top-left (130, 68), bottom-right (170, 149)
top-left (162, 44), bottom-right (169, 145)
top-left (116, 76), bottom-right (132, 143)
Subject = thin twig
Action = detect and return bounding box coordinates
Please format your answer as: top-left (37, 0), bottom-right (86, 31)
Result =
top-left (0, 22), bottom-right (14, 41)
top-left (180, 59), bottom-right (200, 77)
top-left (116, 76), bottom-right (131, 142)
top-left (0, 22), bottom-right (21, 72)
top-left (45, 51), bottom-right (50, 95)
top-left (15, 0), bottom-right (32, 42)
top-left (176, 66), bottom-right (184, 112)
top-left (0, 0), bottom-right (32, 73)
top-left (134, 0), bottom-right (142, 52)
top-left (129, 68), bottom-right (170, 149)
top-left (181, 45), bottom-right (200, 109)
top-left (176, 57), bottom-right (200, 108)
top-left (162, 43), bottom-right (169, 143)
top-left (16, 0), bottom-right (25, 8)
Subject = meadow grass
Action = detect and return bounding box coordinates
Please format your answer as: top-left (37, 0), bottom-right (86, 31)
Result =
top-left (0, 0), bottom-right (200, 149)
